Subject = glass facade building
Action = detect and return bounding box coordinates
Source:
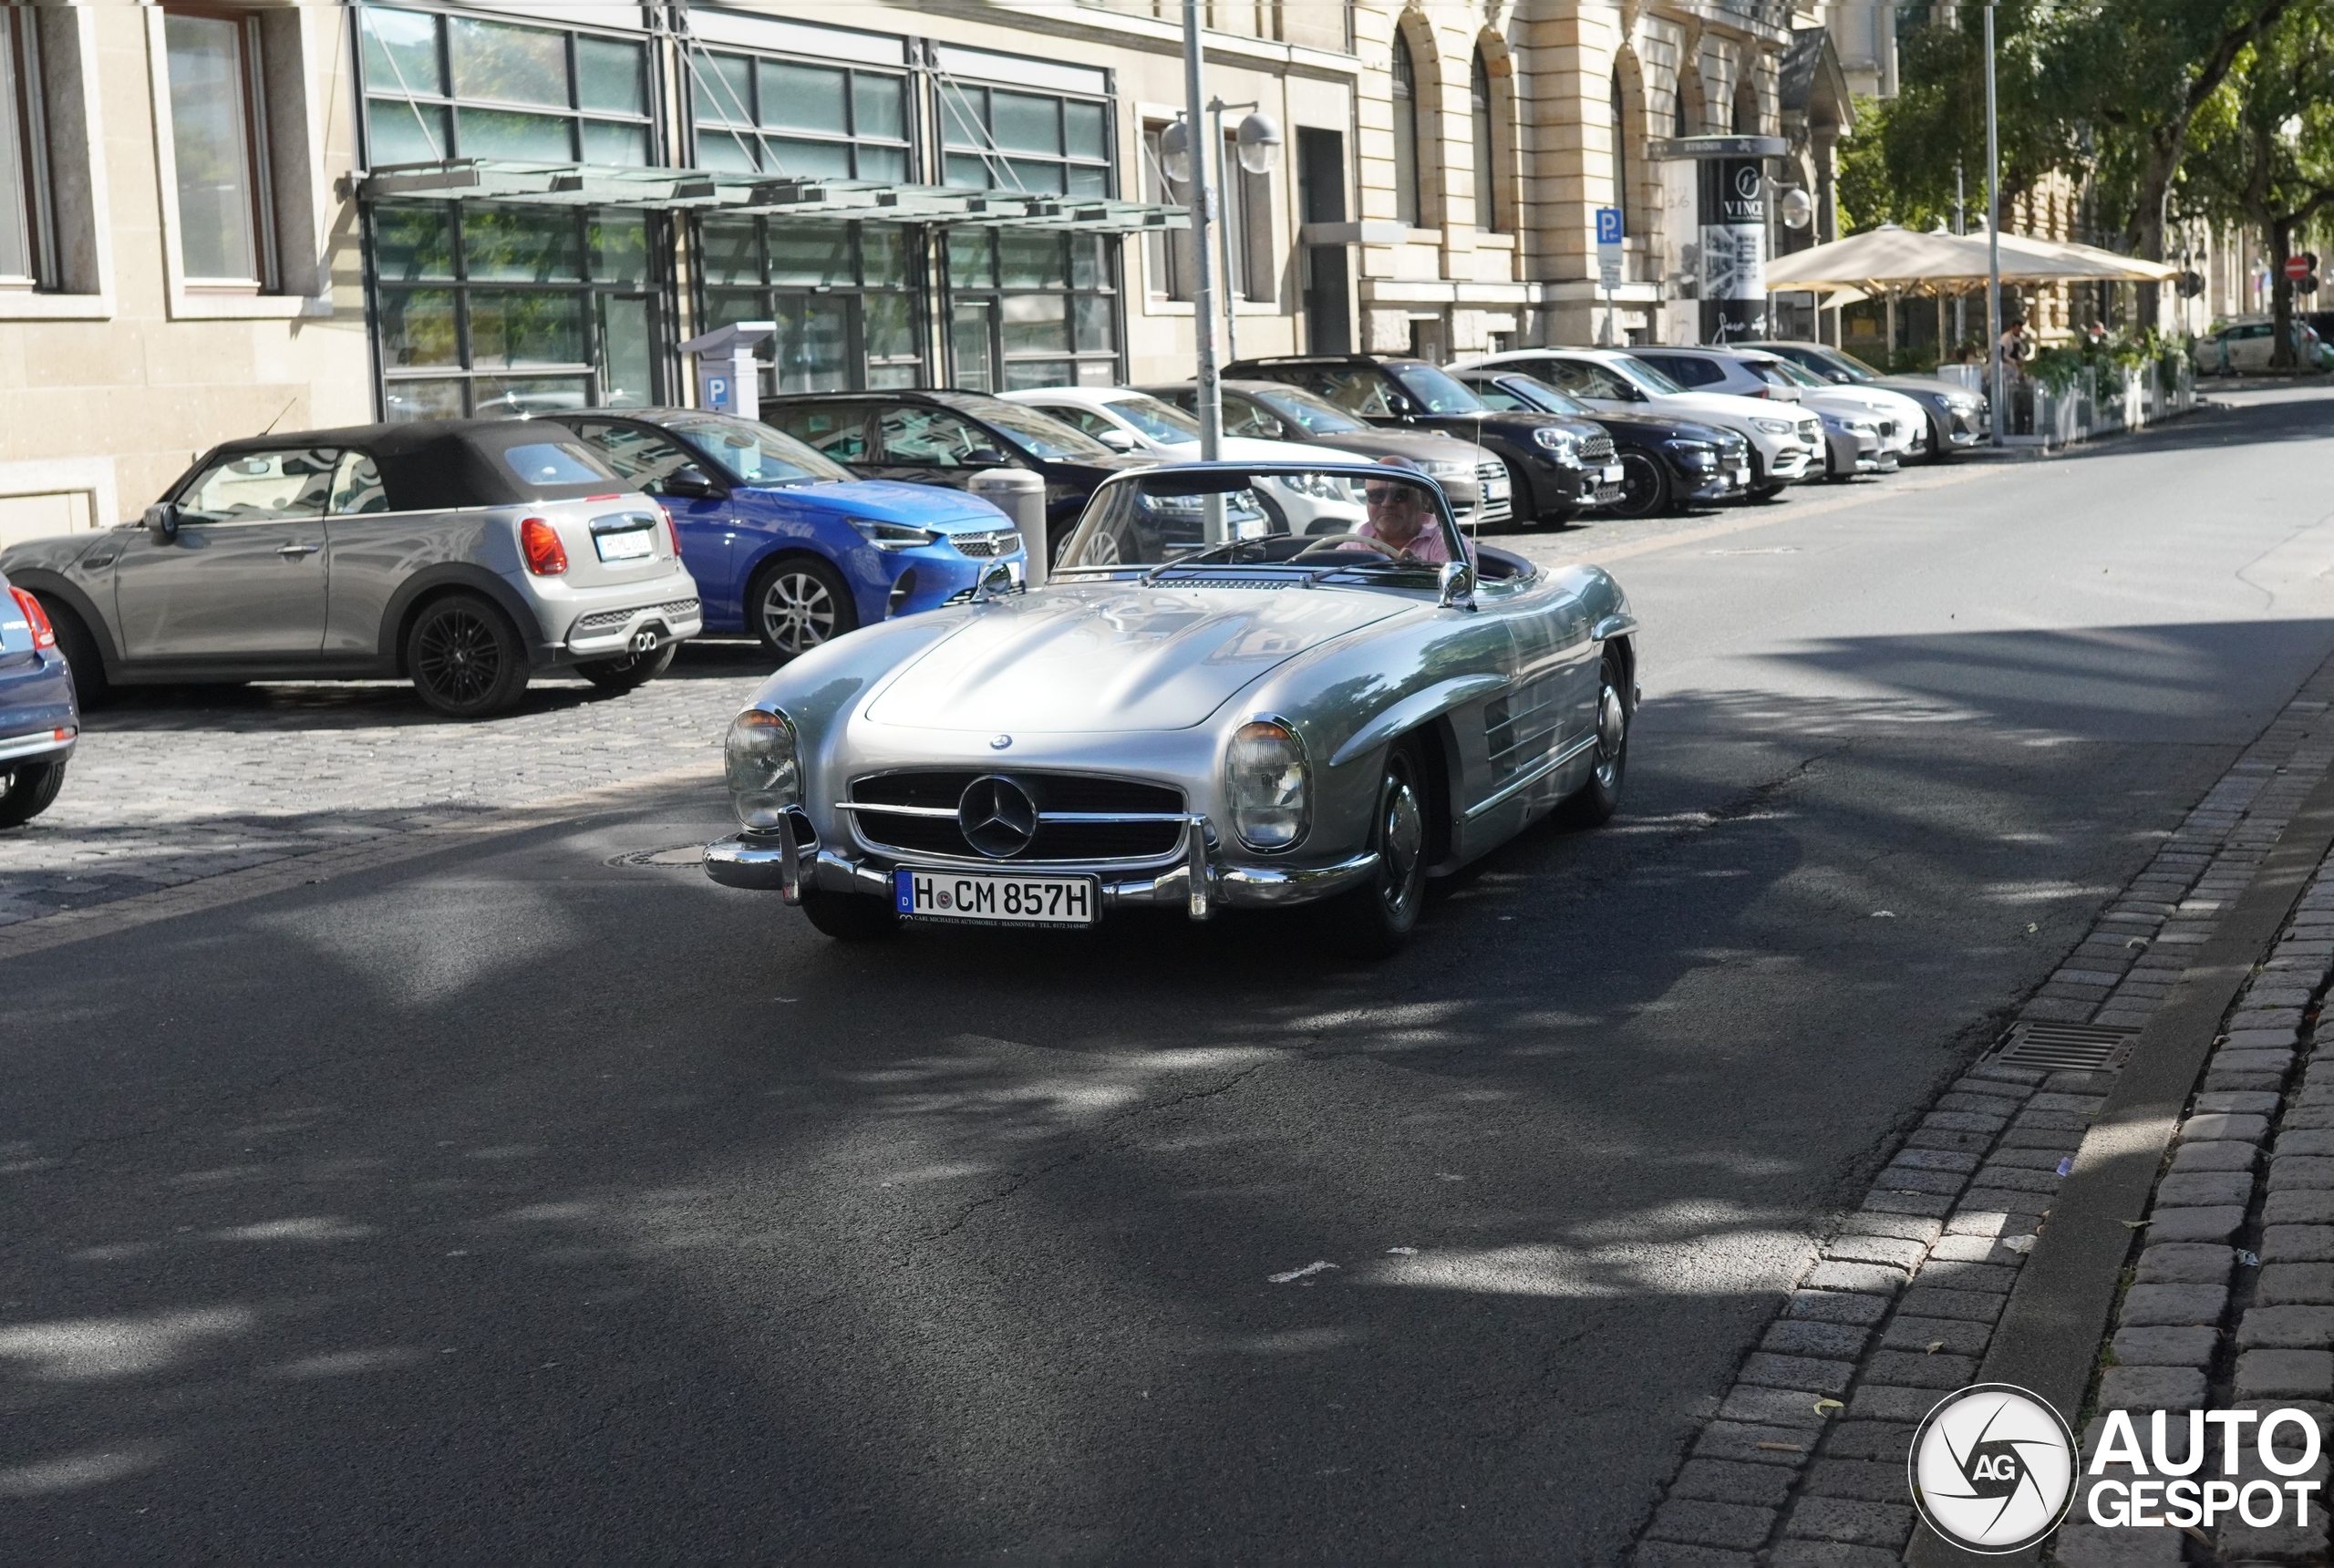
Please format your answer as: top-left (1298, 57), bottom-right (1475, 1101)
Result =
top-left (353, 4), bottom-right (1139, 419)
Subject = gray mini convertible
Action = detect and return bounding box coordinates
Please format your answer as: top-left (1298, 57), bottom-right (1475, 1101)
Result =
top-left (0, 420), bottom-right (702, 718)
top-left (704, 460), bottom-right (1637, 954)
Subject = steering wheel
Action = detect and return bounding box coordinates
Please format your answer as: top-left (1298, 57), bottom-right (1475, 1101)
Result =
top-left (1292, 532), bottom-right (1403, 561)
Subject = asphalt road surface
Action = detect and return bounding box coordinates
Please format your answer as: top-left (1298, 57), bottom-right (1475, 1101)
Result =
top-left (8, 388), bottom-right (2334, 1562)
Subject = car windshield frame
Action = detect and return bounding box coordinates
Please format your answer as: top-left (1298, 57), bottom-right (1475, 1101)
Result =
top-left (1485, 373), bottom-right (1594, 417)
top-left (652, 411), bottom-right (852, 487)
top-left (1054, 463), bottom-right (1470, 583)
top-left (1244, 385), bottom-right (1373, 436)
top-left (1611, 356), bottom-right (1689, 397)
top-left (1384, 363), bottom-right (1492, 415)
top-left (929, 393), bottom-right (1117, 461)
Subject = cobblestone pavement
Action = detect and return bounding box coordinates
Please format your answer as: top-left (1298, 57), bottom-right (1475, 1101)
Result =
top-left (1629, 656), bottom-right (2334, 1568)
top-left (0, 643), bottom-right (769, 926)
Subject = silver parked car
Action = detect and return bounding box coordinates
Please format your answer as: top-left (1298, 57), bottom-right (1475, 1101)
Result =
top-left (704, 459), bottom-right (1638, 955)
top-left (0, 421), bottom-right (703, 718)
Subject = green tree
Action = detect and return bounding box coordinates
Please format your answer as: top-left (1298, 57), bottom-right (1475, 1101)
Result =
top-left (2182, 1), bottom-right (2334, 366)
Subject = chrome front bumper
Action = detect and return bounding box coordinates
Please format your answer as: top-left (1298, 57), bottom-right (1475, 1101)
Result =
top-left (703, 817), bottom-right (1379, 922)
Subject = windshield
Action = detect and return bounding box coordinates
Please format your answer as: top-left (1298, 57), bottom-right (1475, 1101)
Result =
top-left (1247, 385), bottom-right (1371, 435)
top-left (1482, 374), bottom-right (1592, 417)
top-left (1613, 356), bottom-right (1689, 396)
top-left (1763, 357), bottom-right (1827, 388)
top-left (938, 396), bottom-right (1116, 461)
top-left (660, 413), bottom-right (850, 485)
top-left (1815, 347), bottom-right (1880, 380)
top-left (1386, 364), bottom-right (1490, 414)
top-left (1102, 394), bottom-right (1203, 442)
top-left (1058, 466), bottom-right (1468, 575)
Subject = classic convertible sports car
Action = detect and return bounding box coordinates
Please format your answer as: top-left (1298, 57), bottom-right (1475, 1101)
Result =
top-left (703, 460), bottom-right (1638, 954)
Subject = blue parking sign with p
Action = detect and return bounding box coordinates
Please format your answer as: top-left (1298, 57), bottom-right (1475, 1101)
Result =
top-left (1596, 207), bottom-right (1624, 244)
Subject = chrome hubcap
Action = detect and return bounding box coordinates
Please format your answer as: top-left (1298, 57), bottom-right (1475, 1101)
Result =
top-left (761, 573), bottom-right (837, 654)
top-left (1594, 680), bottom-right (1627, 788)
top-left (1380, 776), bottom-right (1424, 920)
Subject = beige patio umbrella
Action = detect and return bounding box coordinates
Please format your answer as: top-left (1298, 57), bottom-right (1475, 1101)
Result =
top-left (1765, 223), bottom-right (2175, 293)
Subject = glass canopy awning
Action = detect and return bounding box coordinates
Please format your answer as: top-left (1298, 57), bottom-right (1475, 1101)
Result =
top-left (355, 159), bottom-right (1189, 232)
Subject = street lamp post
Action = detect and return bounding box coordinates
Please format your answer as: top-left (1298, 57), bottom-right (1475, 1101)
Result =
top-left (1205, 99), bottom-right (1283, 363)
top-left (1175, 0), bottom-right (1221, 469)
top-left (1985, 0), bottom-right (2004, 449)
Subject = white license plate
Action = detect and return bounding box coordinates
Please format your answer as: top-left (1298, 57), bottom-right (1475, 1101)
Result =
top-left (1730, 466), bottom-right (1751, 485)
top-left (594, 528), bottom-right (655, 562)
top-left (1603, 464), bottom-right (1625, 483)
top-left (893, 868), bottom-right (1097, 926)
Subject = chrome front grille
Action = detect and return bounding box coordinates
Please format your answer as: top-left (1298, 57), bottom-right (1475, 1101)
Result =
top-left (848, 770), bottom-right (1187, 863)
top-left (1474, 458), bottom-right (1513, 524)
top-left (949, 529), bottom-right (1022, 559)
top-left (1580, 436), bottom-right (1617, 465)
top-left (572, 597), bottom-right (699, 634)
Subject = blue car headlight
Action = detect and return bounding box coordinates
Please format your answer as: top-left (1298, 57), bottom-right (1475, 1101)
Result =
top-left (851, 518), bottom-right (941, 552)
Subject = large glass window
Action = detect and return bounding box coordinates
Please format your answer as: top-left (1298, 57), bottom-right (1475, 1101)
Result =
top-left (1472, 50), bottom-right (1502, 234)
top-left (697, 216), bottom-right (924, 394)
top-left (946, 229), bottom-right (1118, 390)
top-left (0, 8), bottom-right (46, 286)
top-left (373, 202), bottom-right (657, 419)
top-left (359, 5), bottom-right (652, 169)
top-left (166, 11), bottom-right (268, 285)
top-left (688, 49), bottom-right (910, 182)
top-left (1389, 32), bottom-right (1420, 228)
top-left (938, 81), bottom-right (1110, 198)
top-left (1141, 121), bottom-right (1193, 302)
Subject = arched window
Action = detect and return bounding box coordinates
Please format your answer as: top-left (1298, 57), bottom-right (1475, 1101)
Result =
top-left (1391, 31), bottom-right (1421, 227)
top-left (1733, 77), bottom-right (1758, 135)
top-left (1472, 49), bottom-right (1502, 233)
top-left (1675, 66), bottom-right (1699, 137)
top-left (1609, 67), bottom-right (1627, 233)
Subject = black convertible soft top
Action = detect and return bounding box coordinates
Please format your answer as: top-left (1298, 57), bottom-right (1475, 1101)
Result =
top-left (185, 419), bottom-right (628, 512)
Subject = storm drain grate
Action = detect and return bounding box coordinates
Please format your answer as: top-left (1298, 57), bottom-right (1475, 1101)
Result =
top-left (1989, 1021), bottom-right (2141, 1073)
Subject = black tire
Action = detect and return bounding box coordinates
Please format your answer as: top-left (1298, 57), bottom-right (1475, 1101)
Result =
top-left (407, 593), bottom-right (530, 718)
top-left (38, 597), bottom-right (108, 708)
top-left (1747, 482), bottom-right (1788, 501)
top-left (749, 556), bottom-right (857, 661)
top-left (1318, 739), bottom-right (1430, 959)
top-left (574, 642), bottom-right (677, 693)
top-left (1561, 648), bottom-right (1631, 828)
top-left (1609, 450), bottom-right (1672, 519)
top-left (0, 758), bottom-right (65, 828)
top-left (800, 888), bottom-right (900, 941)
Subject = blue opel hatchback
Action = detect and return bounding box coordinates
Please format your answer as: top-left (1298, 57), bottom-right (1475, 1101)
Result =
top-left (0, 564), bottom-right (76, 828)
top-left (551, 409), bottom-right (1026, 659)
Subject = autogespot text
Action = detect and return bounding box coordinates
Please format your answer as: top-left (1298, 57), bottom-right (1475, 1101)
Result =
top-left (2083, 1408), bottom-right (2324, 1530)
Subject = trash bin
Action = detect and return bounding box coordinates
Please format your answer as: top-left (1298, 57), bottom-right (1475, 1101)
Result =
top-left (967, 468), bottom-right (1050, 588)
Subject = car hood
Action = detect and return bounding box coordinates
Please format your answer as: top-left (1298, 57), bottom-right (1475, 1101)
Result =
top-left (1287, 428), bottom-right (1488, 466)
top-left (1651, 390), bottom-right (1808, 424)
top-left (748, 478), bottom-right (1006, 526)
top-left (1418, 411), bottom-right (1600, 442)
top-left (1588, 413), bottom-right (1740, 443)
top-left (1872, 377), bottom-right (1970, 404)
top-left (863, 581), bottom-right (1412, 733)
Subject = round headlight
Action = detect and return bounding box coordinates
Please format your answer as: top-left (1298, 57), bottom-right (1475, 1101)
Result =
top-left (1225, 719), bottom-right (1310, 851)
top-left (1532, 427), bottom-right (1582, 457)
top-left (725, 707), bottom-right (801, 830)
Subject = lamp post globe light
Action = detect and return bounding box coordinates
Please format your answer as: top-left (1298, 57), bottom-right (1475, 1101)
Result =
top-left (1779, 187), bottom-right (1814, 232)
top-left (1235, 110), bottom-right (1282, 175)
top-left (1160, 118), bottom-right (1194, 185)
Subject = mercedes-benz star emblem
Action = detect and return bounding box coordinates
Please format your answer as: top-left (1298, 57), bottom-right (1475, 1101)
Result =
top-left (990, 734), bottom-right (1013, 749)
top-left (958, 775), bottom-right (1038, 859)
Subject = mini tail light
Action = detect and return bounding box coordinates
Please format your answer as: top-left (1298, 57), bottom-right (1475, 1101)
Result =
top-left (658, 505), bottom-right (681, 558)
top-left (8, 585), bottom-right (55, 648)
top-left (520, 517), bottom-right (567, 575)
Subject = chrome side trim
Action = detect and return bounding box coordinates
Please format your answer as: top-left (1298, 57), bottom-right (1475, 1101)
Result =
top-left (833, 801), bottom-right (1191, 825)
top-left (0, 730), bottom-right (74, 765)
top-left (1461, 730), bottom-right (1599, 821)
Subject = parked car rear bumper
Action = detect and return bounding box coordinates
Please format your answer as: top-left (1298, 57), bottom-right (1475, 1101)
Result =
top-left (0, 648), bottom-right (77, 767)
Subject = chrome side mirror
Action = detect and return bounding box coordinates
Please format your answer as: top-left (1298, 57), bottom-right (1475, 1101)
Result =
top-left (972, 559), bottom-right (1017, 603)
top-left (1438, 559), bottom-right (1477, 610)
top-left (143, 503), bottom-right (179, 541)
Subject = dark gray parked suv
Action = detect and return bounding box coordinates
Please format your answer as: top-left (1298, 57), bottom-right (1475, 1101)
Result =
top-left (0, 420), bottom-right (702, 718)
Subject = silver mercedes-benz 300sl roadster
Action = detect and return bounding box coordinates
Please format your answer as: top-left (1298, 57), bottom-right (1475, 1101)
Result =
top-left (703, 459), bottom-right (1638, 954)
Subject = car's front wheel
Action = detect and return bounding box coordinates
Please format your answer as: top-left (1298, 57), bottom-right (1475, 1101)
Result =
top-left (0, 758), bottom-right (66, 829)
top-left (1319, 740), bottom-right (1429, 959)
top-left (800, 888), bottom-right (900, 941)
top-left (1561, 648), bottom-right (1631, 827)
top-left (1609, 450), bottom-right (1671, 518)
top-left (408, 593), bottom-right (530, 718)
top-left (575, 642), bottom-right (677, 693)
top-left (749, 556), bottom-right (857, 661)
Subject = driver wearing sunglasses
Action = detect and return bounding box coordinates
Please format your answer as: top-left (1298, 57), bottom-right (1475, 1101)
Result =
top-left (1356, 457), bottom-right (1457, 563)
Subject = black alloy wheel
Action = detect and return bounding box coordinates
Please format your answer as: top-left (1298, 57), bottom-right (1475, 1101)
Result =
top-left (408, 593), bottom-right (529, 718)
top-left (750, 556), bottom-right (858, 660)
top-left (1608, 450), bottom-right (1671, 519)
top-left (576, 642), bottom-right (677, 693)
top-left (1322, 739), bottom-right (1430, 958)
top-left (1560, 647), bottom-right (1631, 827)
top-left (0, 758), bottom-right (67, 829)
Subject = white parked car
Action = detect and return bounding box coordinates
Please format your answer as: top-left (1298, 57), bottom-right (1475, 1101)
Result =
top-left (1003, 387), bottom-right (1370, 534)
top-left (2200, 317), bottom-right (2326, 375)
top-left (1631, 346), bottom-right (1926, 468)
top-left (1447, 347), bottom-right (1824, 500)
